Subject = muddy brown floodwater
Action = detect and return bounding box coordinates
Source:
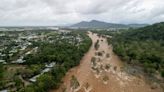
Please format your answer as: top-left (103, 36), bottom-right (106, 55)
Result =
top-left (51, 32), bottom-right (163, 92)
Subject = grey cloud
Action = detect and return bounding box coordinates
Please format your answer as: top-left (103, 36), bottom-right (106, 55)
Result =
top-left (0, 0), bottom-right (164, 26)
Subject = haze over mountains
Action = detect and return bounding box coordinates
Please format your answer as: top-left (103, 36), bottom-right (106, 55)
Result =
top-left (71, 20), bottom-right (148, 28)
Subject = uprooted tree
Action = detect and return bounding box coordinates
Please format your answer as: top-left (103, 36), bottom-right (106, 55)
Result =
top-left (70, 75), bottom-right (80, 90)
top-left (94, 40), bottom-right (100, 50)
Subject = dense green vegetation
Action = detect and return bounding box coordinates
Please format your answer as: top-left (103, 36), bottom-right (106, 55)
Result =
top-left (21, 31), bottom-right (92, 92)
top-left (93, 22), bottom-right (164, 78)
top-left (111, 23), bottom-right (164, 77)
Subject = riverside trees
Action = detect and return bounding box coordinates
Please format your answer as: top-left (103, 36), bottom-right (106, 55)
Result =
top-left (92, 22), bottom-right (164, 78)
top-left (111, 23), bottom-right (164, 77)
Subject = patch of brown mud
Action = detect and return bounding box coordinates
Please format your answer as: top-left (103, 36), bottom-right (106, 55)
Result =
top-left (51, 32), bottom-right (163, 92)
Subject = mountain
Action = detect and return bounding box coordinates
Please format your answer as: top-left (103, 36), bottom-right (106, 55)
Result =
top-left (71, 20), bottom-right (148, 28)
top-left (127, 24), bottom-right (149, 28)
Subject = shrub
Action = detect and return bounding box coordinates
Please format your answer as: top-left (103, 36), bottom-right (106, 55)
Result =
top-left (94, 40), bottom-right (100, 50)
top-left (106, 53), bottom-right (110, 58)
top-left (70, 75), bottom-right (80, 90)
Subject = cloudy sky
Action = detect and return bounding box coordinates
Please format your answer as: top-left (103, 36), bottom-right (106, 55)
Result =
top-left (0, 0), bottom-right (164, 26)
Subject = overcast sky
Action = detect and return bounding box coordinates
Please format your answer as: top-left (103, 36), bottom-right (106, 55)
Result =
top-left (0, 0), bottom-right (164, 26)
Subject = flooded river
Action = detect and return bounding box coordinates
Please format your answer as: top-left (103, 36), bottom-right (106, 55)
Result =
top-left (51, 32), bottom-right (163, 92)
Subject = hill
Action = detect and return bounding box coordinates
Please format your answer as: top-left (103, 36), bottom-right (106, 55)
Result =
top-left (71, 20), bottom-right (148, 28)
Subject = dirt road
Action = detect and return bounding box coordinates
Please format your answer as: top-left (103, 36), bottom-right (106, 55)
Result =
top-left (52, 32), bottom-right (163, 92)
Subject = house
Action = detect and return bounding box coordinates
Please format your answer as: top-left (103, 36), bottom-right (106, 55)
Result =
top-left (45, 62), bottom-right (56, 68)
top-left (29, 62), bottom-right (56, 82)
top-left (0, 60), bottom-right (6, 64)
top-left (12, 56), bottom-right (25, 63)
top-left (0, 89), bottom-right (8, 92)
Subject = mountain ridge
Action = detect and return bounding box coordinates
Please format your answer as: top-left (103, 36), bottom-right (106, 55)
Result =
top-left (71, 20), bottom-right (148, 28)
